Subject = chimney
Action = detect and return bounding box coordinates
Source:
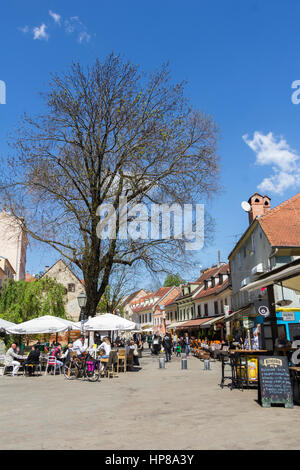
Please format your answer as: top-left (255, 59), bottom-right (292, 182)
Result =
top-left (248, 193), bottom-right (271, 224)
top-left (45, 265), bottom-right (49, 272)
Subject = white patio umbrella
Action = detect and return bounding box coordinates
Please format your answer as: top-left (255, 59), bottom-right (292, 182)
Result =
top-left (82, 313), bottom-right (137, 332)
top-left (5, 315), bottom-right (80, 335)
top-left (0, 318), bottom-right (17, 332)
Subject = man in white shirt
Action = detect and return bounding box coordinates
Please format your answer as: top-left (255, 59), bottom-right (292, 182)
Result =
top-left (72, 336), bottom-right (87, 357)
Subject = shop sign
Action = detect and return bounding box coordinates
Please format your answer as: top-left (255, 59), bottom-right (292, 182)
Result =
top-left (254, 299), bottom-right (270, 318)
top-left (243, 318), bottom-right (254, 329)
top-left (282, 312), bottom-right (295, 322)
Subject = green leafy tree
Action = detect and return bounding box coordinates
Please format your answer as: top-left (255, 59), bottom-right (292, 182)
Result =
top-left (163, 273), bottom-right (186, 287)
top-left (0, 54), bottom-right (219, 318)
top-left (0, 278), bottom-right (67, 324)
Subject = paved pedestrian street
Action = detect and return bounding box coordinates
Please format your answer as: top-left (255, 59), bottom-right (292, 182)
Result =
top-left (0, 350), bottom-right (299, 450)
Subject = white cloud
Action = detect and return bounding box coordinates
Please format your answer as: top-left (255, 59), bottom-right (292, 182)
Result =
top-left (78, 31), bottom-right (91, 44)
top-left (64, 16), bottom-right (91, 43)
top-left (19, 25), bottom-right (29, 33)
top-left (33, 23), bottom-right (49, 41)
top-left (243, 131), bottom-right (300, 195)
top-left (49, 10), bottom-right (61, 25)
top-left (18, 14), bottom-right (91, 45)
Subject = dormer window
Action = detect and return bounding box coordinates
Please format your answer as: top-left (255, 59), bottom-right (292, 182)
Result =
top-left (211, 277), bottom-right (215, 288)
top-left (219, 274), bottom-right (223, 284)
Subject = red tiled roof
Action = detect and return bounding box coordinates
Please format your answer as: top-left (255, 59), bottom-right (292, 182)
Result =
top-left (194, 278), bottom-right (230, 300)
top-left (195, 264), bottom-right (229, 283)
top-left (259, 192), bottom-right (300, 247)
top-left (25, 273), bottom-right (36, 283)
top-left (153, 287), bottom-right (173, 298)
top-left (131, 286), bottom-right (179, 313)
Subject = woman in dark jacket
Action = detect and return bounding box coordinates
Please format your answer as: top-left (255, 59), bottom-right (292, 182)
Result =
top-left (23, 346), bottom-right (40, 375)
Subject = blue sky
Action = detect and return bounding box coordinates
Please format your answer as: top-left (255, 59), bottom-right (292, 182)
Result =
top-left (1, 0), bottom-right (300, 284)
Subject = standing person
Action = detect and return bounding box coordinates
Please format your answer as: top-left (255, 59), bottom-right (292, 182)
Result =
top-left (147, 333), bottom-right (153, 351)
top-left (152, 334), bottom-right (161, 355)
top-left (5, 343), bottom-right (24, 376)
top-left (162, 333), bottom-right (173, 362)
top-left (184, 332), bottom-right (190, 358)
top-left (173, 333), bottom-right (178, 353)
top-left (180, 336), bottom-right (185, 354)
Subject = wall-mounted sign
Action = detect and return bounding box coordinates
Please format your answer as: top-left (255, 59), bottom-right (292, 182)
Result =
top-left (254, 299), bottom-right (270, 318)
top-left (243, 319), bottom-right (254, 329)
top-left (282, 312), bottom-right (295, 322)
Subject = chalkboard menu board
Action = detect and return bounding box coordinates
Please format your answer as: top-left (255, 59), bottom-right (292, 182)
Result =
top-left (258, 356), bottom-right (293, 408)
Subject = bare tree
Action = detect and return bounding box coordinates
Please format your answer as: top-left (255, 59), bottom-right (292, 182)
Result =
top-left (0, 54), bottom-right (219, 317)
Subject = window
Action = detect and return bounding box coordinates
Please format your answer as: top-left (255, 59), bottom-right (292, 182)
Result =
top-left (219, 274), bottom-right (223, 284)
top-left (220, 300), bottom-right (224, 313)
top-left (211, 277), bottom-right (215, 288)
top-left (214, 301), bottom-right (219, 315)
top-left (238, 252), bottom-right (242, 268)
top-left (204, 304), bottom-right (208, 317)
top-left (68, 283), bottom-right (75, 292)
top-left (197, 304), bottom-right (201, 317)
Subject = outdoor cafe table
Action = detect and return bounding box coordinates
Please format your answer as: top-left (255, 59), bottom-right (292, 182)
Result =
top-left (229, 349), bottom-right (269, 387)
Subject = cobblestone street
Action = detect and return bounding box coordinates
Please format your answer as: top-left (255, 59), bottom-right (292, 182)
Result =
top-left (0, 350), bottom-right (299, 450)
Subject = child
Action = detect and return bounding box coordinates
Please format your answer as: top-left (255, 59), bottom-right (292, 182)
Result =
top-left (176, 343), bottom-right (181, 357)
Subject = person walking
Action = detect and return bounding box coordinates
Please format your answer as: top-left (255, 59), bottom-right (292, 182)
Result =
top-left (184, 332), bottom-right (191, 358)
top-left (162, 333), bottom-right (173, 362)
top-left (173, 333), bottom-right (178, 353)
top-left (147, 333), bottom-right (153, 351)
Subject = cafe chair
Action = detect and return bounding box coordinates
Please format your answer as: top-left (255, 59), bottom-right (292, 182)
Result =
top-left (45, 357), bottom-right (63, 375)
top-left (23, 362), bottom-right (42, 377)
top-left (117, 349), bottom-right (127, 373)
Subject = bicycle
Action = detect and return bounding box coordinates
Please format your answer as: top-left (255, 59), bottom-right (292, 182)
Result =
top-left (64, 352), bottom-right (100, 382)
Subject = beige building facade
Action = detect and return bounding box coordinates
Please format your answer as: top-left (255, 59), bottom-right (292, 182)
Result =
top-left (0, 211), bottom-right (28, 280)
top-left (41, 259), bottom-right (85, 321)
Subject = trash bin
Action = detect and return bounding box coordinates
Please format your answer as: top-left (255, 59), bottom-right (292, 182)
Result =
top-left (204, 359), bottom-right (210, 370)
top-left (181, 358), bottom-right (187, 369)
top-left (159, 357), bottom-right (165, 369)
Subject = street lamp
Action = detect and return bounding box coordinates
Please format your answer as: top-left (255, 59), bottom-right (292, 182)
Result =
top-left (77, 291), bottom-right (87, 333)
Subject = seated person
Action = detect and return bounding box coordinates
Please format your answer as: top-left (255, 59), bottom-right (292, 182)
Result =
top-left (23, 345), bottom-right (40, 375)
top-left (127, 340), bottom-right (139, 366)
top-left (61, 343), bottom-right (73, 365)
top-left (98, 337), bottom-right (111, 359)
top-left (98, 337), bottom-right (112, 374)
top-left (5, 343), bottom-right (24, 376)
top-left (275, 332), bottom-right (291, 355)
top-left (72, 336), bottom-right (87, 358)
top-left (48, 343), bottom-right (63, 371)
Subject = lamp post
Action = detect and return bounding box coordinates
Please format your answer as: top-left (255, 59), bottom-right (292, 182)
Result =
top-left (77, 291), bottom-right (87, 334)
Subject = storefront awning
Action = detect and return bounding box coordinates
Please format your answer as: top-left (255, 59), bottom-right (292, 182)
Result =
top-left (141, 324), bottom-right (153, 331)
top-left (166, 321), bottom-right (185, 329)
top-left (240, 262), bottom-right (300, 293)
top-left (179, 318), bottom-right (212, 328)
top-left (224, 305), bottom-right (253, 322)
top-left (201, 316), bottom-right (225, 328)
